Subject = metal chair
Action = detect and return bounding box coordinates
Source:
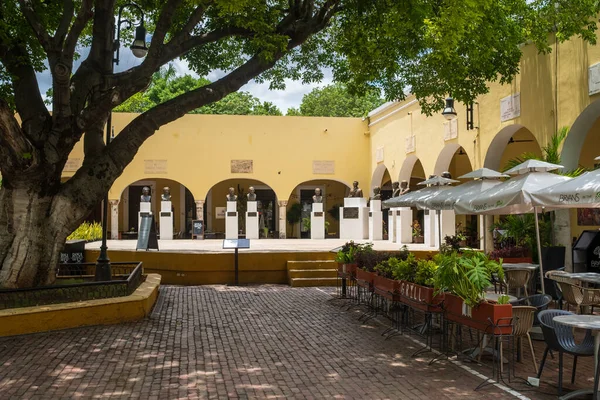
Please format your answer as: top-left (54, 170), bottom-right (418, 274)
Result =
top-left (504, 268), bottom-right (532, 298)
top-left (511, 294), bottom-right (552, 326)
top-left (537, 309), bottom-right (595, 395)
top-left (556, 281), bottom-right (600, 314)
top-left (544, 267), bottom-right (565, 309)
top-left (512, 306), bottom-right (538, 374)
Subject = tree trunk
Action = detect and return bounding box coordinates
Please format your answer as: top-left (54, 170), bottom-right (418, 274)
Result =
top-left (0, 185), bottom-right (82, 288)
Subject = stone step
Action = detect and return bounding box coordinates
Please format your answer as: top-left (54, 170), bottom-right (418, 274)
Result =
top-left (286, 260), bottom-right (337, 271)
top-left (290, 277), bottom-right (338, 287)
top-left (288, 269), bottom-right (337, 279)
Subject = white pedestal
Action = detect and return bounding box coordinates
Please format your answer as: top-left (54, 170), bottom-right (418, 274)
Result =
top-left (311, 203), bottom-right (325, 239)
top-left (440, 209), bottom-right (456, 241)
top-left (388, 208), bottom-right (397, 243)
top-left (424, 210), bottom-right (441, 248)
top-left (159, 201), bottom-right (173, 240)
top-left (246, 201), bottom-right (259, 239)
top-left (138, 202), bottom-right (152, 231)
top-left (397, 208), bottom-right (413, 245)
top-left (369, 200), bottom-right (383, 241)
top-left (226, 201), bottom-right (238, 239)
top-left (340, 198), bottom-right (368, 240)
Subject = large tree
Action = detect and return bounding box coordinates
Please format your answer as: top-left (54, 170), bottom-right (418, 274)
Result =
top-left (287, 83), bottom-right (383, 117)
top-left (0, 0), bottom-right (598, 288)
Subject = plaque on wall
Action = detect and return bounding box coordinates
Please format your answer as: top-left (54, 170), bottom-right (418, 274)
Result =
top-left (144, 159), bottom-right (168, 174)
top-left (312, 160), bottom-right (335, 174)
top-left (369, 212), bottom-right (373, 217)
top-left (247, 212), bottom-right (258, 217)
top-left (343, 207), bottom-right (359, 219)
top-left (227, 212), bottom-right (237, 217)
top-left (396, 211), bottom-right (402, 216)
top-left (64, 158), bottom-right (82, 172)
top-left (314, 212), bottom-right (324, 217)
top-left (160, 212), bottom-right (170, 217)
top-left (231, 159), bottom-right (253, 173)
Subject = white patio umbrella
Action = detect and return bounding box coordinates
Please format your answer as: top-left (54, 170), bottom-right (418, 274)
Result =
top-left (531, 167), bottom-right (600, 208)
top-left (454, 160), bottom-right (572, 293)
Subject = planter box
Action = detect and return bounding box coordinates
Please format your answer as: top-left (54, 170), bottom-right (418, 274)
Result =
top-left (399, 281), bottom-right (444, 312)
top-left (413, 236), bottom-right (424, 244)
top-left (373, 275), bottom-right (401, 300)
top-left (356, 268), bottom-right (376, 289)
top-left (497, 257), bottom-right (533, 264)
top-left (337, 263), bottom-right (357, 277)
top-left (444, 293), bottom-right (512, 335)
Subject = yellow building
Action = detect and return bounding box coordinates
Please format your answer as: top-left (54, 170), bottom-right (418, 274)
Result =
top-left (64, 31), bottom-right (600, 265)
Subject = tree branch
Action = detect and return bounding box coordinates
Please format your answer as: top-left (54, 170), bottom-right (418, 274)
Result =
top-left (16, 0), bottom-right (53, 52)
top-left (63, 0), bottom-right (93, 60)
top-left (54, 0), bottom-right (75, 47)
top-left (0, 100), bottom-right (34, 177)
top-left (146, 0), bottom-right (185, 60)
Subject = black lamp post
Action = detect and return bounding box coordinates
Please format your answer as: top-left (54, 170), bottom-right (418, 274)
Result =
top-left (96, 3), bottom-right (148, 281)
top-left (441, 97), bottom-right (457, 120)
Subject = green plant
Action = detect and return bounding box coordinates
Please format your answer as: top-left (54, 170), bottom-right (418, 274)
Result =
top-left (286, 202), bottom-right (303, 237)
top-left (392, 253), bottom-right (418, 282)
top-left (412, 221), bottom-right (422, 237)
top-left (328, 204), bottom-right (341, 221)
top-left (434, 250), bottom-right (504, 307)
top-left (302, 217), bottom-right (311, 231)
top-left (67, 222), bottom-right (103, 242)
top-left (374, 257), bottom-right (401, 279)
top-left (496, 295), bottom-right (510, 305)
top-left (414, 259), bottom-right (439, 287)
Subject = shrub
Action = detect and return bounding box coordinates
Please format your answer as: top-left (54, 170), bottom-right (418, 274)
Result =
top-left (67, 222), bottom-right (103, 242)
top-left (374, 257), bottom-right (401, 279)
top-left (414, 259), bottom-right (438, 287)
top-left (392, 253), bottom-right (418, 282)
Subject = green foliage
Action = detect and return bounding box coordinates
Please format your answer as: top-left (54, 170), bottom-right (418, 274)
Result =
top-left (286, 202), bottom-right (303, 235)
top-left (374, 257), bottom-right (401, 279)
top-left (414, 259), bottom-right (439, 288)
top-left (392, 253), bottom-right (419, 282)
top-left (328, 204), bottom-right (341, 221)
top-left (496, 295), bottom-right (511, 305)
top-left (285, 83), bottom-right (384, 117)
top-left (67, 222), bottom-right (103, 242)
top-left (434, 250), bottom-right (504, 307)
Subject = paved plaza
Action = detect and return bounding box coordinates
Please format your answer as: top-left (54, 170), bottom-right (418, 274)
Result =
top-left (0, 285), bottom-right (584, 399)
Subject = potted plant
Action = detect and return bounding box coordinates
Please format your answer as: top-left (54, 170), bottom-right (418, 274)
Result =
top-left (335, 241), bottom-right (358, 276)
top-left (393, 255), bottom-right (444, 311)
top-left (490, 215), bottom-right (534, 263)
top-left (412, 220), bottom-right (424, 243)
top-left (373, 257), bottom-right (402, 299)
top-left (286, 202), bottom-right (303, 238)
top-left (436, 250), bottom-right (512, 334)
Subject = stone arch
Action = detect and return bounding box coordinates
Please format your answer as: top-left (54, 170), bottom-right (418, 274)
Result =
top-left (434, 144), bottom-right (473, 179)
top-left (484, 125), bottom-right (542, 171)
top-left (371, 164), bottom-right (391, 192)
top-left (562, 99), bottom-right (600, 170)
top-left (398, 155), bottom-right (424, 183)
top-left (434, 143), bottom-right (461, 175)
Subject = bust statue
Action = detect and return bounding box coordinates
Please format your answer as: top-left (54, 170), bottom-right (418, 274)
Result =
top-left (140, 186), bottom-right (151, 202)
top-left (348, 181), bottom-right (363, 198)
top-left (372, 186), bottom-right (382, 200)
top-left (392, 181), bottom-right (400, 197)
top-left (441, 171), bottom-right (452, 179)
top-left (226, 187), bottom-right (237, 202)
top-left (312, 188), bottom-right (323, 203)
top-left (161, 186), bottom-right (171, 201)
top-left (399, 180), bottom-right (410, 196)
top-left (247, 186), bottom-right (257, 201)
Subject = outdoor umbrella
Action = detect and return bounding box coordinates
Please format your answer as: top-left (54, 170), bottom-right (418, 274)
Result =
top-left (531, 166), bottom-right (600, 208)
top-left (454, 160), bottom-right (572, 293)
top-left (417, 168), bottom-right (508, 252)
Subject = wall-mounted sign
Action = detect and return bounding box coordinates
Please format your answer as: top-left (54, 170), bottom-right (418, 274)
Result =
top-left (312, 160), bottom-right (335, 174)
top-left (500, 93), bottom-right (521, 122)
top-left (443, 118), bottom-right (458, 141)
top-left (144, 159), bottom-right (168, 174)
top-left (231, 159), bottom-right (253, 173)
top-left (589, 63), bottom-right (600, 95)
top-left (64, 158), bottom-right (82, 172)
top-left (375, 147), bottom-right (384, 163)
top-left (215, 207), bottom-right (226, 219)
top-left (405, 135), bottom-right (416, 154)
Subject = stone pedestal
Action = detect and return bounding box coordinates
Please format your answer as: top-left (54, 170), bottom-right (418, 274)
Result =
top-left (397, 208), bottom-right (413, 245)
top-left (311, 203), bottom-right (325, 239)
top-left (245, 201), bottom-right (259, 239)
top-left (138, 202), bottom-right (152, 231)
top-left (160, 201), bottom-right (173, 240)
top-left (278, 201), bottom-right (288, 239)
top-left (110, 200), bottom-right (119, 240)
top-left (388, 208), bottom-right (397, 243)
top-left (226, 201), bottom-right (238, 239)
top-left (424, 210), bottom-right (437, 248)
top-left (340, 198), bottom-right (368, 240)
top-left (369, 200), bottom-right (383, 241)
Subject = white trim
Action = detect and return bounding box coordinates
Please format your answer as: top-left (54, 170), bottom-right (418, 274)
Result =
top-left (179, 185), bottom-right (185, 236)
top-left (368, 99), bottom-right (419, 127)
top-left (367, 101), bottom-right (397, 117)
top-left (206, 188), bottom-right (213, 231)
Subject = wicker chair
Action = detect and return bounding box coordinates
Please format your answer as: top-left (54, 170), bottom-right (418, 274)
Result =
top-left (512, 306), bottom-right (538, 374)
top-left (556, 281), bottom-right (600, 314)
top-left (511, 294), bottom-right (552, 326)
top-left (504, 268), bottom-right (533, 299)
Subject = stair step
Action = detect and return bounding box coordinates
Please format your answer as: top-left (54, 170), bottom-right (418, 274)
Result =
top-left (290, 277), bottom-right (338, 287)
top-left (286, 260), bottom-right (337, 271)
top-left (288, 269), bottom-right (337, 279)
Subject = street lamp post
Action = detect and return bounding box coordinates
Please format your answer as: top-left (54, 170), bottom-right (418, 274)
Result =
top-left (95, 3), bottom-right (148, 281)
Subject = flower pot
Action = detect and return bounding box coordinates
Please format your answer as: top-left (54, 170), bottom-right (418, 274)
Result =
top-left (373, 275), bottom-right (401, 300)
top-left (398, 281), bottom-right (444, 312)
top-left (500, 257), bottom-right (533, 264)
top-left (444, 293), bottom-right (512, 335)
top-left (413, 236), bottom-right (424, 244)
top-left (356, 268), bottom-right (376, 289)
top-left (338, 262), bottom-right (357, 277)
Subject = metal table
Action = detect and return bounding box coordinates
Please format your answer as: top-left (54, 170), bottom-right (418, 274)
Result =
top-left (554, 315), bottom-right (600, 400)
top-left (502, 263), bottom-right (539, 271)
top-left (562, 272), bottom-right (600, 286)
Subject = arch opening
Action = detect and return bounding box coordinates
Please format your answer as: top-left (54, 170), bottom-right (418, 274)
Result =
top-left (484, 126), bottom-right (542, 172)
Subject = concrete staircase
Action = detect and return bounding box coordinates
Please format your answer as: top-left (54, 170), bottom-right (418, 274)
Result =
top-left (287, 260), bottom-right (338, 287)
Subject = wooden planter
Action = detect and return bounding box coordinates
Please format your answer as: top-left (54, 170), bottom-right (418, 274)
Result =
top-left (356, 268), bottom-right (376, 289)
top-left (413, 236), bottom-right (424, 244)
top-left (373, 275), bottom-right (401, 300)
top-left (337, 263), bottom-right (357, 277)
top-left (444, 293), bottom-right (512, 335)
top-left (495, 257), bottom-right (533, 264)
top-left (398, 281), bottom-right (444, 312)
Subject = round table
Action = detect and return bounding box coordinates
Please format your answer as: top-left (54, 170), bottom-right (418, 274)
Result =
top-left (484, 292), bottom-right (517, 302)
top-left (554, 315), bottom-right (600, 400)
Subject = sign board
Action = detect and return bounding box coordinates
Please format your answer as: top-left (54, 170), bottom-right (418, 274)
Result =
top-left (405, 135), bottom-right (416, 154)
top-left (144, 159), bottom-right (168, 174)
top-left (64, 158), bottom-right (82, 172)
top-left (500, 93), bottom-right (521, 122)
top-left (215, 207), bottom-right (226, 219)
top-left (312, 160), bottom-right (335, 174)
top-left (222, 239), bottom-right (250, 249)
top-left (375, 147), bottom-right (384, 163)
top-left (136, 213), bottom-right (159, 251)
top-left (192, 219), bottom-right (204, 240)
top-left (589, 63), bottom-right (600, 95)
top-left (231, 160), bottom-right (253, 173)
top-left (443, 118), bottom-right (458, 141)
top-left (343, 207), bottom-right (359, 219)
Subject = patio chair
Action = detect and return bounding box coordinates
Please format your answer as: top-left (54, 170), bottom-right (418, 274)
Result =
top-left (544, 267), bottom-right (565, 309)
top-left (556, 281), bottom-right (600, 314)
top-left (504, 268), bottom-right (532, 299)
top-left (537, 310), bottom-right (595, 395)
top-left (511, 294), bottom-right (552, 326)
top-left (512, 306), bottom-right (538, 374)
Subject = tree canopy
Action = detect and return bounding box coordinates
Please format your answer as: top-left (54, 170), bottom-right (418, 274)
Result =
top-left (115, 66), bottom-right (282, 115)
top-left (1, 0), bottom-right (599, 287)
top-left (287, 83), bottom-right (384, 117)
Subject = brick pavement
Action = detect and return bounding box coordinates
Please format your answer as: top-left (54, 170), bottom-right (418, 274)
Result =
top-left (0, 285), bottom-right (567, 399)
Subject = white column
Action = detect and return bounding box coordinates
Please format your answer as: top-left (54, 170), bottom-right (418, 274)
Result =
top-left (369, 200), bottom-right (383, 240)
top-left (388, 208), bottom-right (397, 243)
top-left (246, 201), bottom-right (259, 239)
top-left (397, 208), bottom-right (413, 244)
top-left (311, 203), bottom-right (325, 239)
top-left (278, 200), bottom-right (288, 239)
top-left (195, 200), bottom-right (205, 224)
top-left (110, 200), bottom-right (119, 240)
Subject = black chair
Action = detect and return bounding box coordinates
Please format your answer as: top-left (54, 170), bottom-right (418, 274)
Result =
top-left (544, 267), bottom-right (565, 309)
top-left (537, 309), bottom-right (595, 395)
top-left (511, 294), bottom-right (552, 326)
